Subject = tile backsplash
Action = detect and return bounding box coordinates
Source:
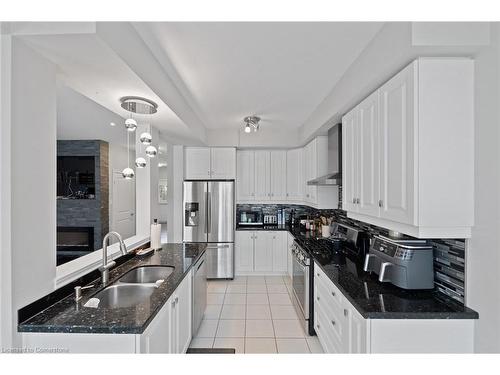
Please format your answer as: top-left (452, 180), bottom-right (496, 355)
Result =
top-left (236, 203), bottom-right (466, 305)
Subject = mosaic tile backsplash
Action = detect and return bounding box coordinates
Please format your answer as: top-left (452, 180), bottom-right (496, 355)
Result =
top-left (236, 204), bottom-right (467, 304)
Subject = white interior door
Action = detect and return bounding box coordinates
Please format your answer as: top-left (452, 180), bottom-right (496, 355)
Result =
top-left (112, 170), bottom-right (136, 239)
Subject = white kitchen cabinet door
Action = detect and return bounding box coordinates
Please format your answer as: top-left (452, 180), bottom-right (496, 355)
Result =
top-left (235, 231), bottom-right (255, 274)
top-left (358, 91), bottom-right (380, 217)
top-left (254, 151), bottom-right (271, 201)
top-left (379, 62), bottom-right (416, 225)
top-left (286, 148), bottom-right (303, 201)
top-left (270, 151), bottom-right (287, 201)
top-left (211, 148), bottom-right (236, 179)
top-left (303, 142), bottom-right (315, 204)
top-left (236, 150), bottom-right (255, 201)
top-left (139, 294), bottom-right (173, 353)
top-left (271, 231), bottom-right (287, 273)
top-left (345, 304), bottom-right (368, 353)
top-left (185, 147), bottom-right (211, 180)
top-left (174, 273), bottom-right (192, 353)
top-left (254, 231), bottom-right (273, 272)
top-left (342, 111), bottom-right (358, 212)
top-left (307, 140), bottom-right (318, 203)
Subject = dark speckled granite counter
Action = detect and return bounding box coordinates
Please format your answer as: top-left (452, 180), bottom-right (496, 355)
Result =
top-left (18, 243), bottom-right (206, 334)
top-left (237, 225), bottom-right (478, 319)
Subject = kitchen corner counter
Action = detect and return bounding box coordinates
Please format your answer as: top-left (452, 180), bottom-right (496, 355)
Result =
top-left (18, 243), bottom-right (206, 334)
top-left (237, 224), bottom-right (478, 320)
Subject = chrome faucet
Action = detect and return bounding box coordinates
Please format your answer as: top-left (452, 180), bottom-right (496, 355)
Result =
top-left (100, 231), bottom-right (128, 286)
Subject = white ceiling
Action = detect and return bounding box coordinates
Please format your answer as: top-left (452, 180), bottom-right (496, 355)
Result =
top-left (140, 22), bottom-right (384, 131)
top-left (20, 32), bottom-right (193, 143)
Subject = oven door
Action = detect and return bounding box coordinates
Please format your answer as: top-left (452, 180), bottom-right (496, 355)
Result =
top-left (292, 256), bottom-right (309, 320)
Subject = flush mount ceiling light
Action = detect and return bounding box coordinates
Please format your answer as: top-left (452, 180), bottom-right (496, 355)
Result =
top-left (243, 116), bottom-right (261, 133)
top-left (120, 96), bottom-right (158, 115)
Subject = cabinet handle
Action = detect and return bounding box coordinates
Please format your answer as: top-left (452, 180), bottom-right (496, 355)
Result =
top-left (352, 198), bottom-right (356, 204)
top-left (344, 309), bottom-right (348, 317)
top-left (331, 320), bottom-right (336, 326)
top-left (316, 324), bottom-right (320, 330)
top-left (331, 291), bottom-right (335, 297)
top-left (175, 296), bottom-right (179, 304)
top-left (171, 300), bottom-right (176, 307)
top-left (378, 199), bottom-right (383, 207)
top-left (316, 296), bottom-right (320, 301)
top-left (286, 193), bottom-right (289, 197)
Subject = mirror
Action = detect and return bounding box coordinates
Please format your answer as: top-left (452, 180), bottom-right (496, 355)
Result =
top-left (56, 84), bottom-right (136, 266)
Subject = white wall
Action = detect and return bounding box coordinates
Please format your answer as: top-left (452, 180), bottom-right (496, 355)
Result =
top-left (466, 24), bottom-right (500, 353)
top-left (9, 38), bottom-right (57, 347)
top-left (166, 144), bottom-right (184, 243)
top-left (0, 31), bottom-right (14, 350)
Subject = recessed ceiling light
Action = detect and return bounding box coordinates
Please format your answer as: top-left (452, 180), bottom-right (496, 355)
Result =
top-left (110, 122), bottom-right (116, 127)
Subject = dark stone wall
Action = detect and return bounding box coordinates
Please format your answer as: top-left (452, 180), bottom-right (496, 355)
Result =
top-left (57, 140), bottom-right (109, 252)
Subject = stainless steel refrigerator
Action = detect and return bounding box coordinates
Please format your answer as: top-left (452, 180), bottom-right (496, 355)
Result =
top-left (183, 180), bottom-right (235, 279)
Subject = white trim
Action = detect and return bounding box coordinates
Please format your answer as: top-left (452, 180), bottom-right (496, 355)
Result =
top-left (55, 234), bottom-right (149, 288)
top-left (348, 211), bottom-right (472, 239)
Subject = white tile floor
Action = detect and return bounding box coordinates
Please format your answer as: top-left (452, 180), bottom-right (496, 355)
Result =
top-left (190, 275), bottom-right (324, 354)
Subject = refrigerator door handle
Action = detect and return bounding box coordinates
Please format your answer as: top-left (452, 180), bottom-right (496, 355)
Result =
top-left (207, 191), bottom-right (211, 234)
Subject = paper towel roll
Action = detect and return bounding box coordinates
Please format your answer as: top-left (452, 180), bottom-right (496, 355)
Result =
top-left (151, 221), bottom-right (162, 249)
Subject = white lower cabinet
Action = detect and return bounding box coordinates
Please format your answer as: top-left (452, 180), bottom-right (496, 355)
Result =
top-left (22, 271), bottom-right (193, 354)
top-left (235, 231), bottom-right (288, 275)
top-left (313, 261), bottom-right (474, 353)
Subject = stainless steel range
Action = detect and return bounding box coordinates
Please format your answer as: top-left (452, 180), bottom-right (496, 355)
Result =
top-left (291, 240), bottom-right (314, 335)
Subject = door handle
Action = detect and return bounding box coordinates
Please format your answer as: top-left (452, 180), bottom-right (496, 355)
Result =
top-left (207, 191), bottom-right (211, 234)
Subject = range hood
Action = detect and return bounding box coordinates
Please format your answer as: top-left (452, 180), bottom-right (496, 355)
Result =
top-left (307, 123), bottom-right (342, 186)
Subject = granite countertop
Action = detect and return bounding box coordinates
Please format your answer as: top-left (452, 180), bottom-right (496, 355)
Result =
top-left (238, 224), bottom-right (478, 320)
top-left (18, 243), bottom-right (206, 334)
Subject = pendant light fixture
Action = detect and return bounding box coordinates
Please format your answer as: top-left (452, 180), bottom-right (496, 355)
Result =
top-left (139, 132), bottom-right (152, 145)
top-left (145, 145), bottom-right (158, 158)
top-left (122, 130), bottom-right (135, 179)
top-left (119, 96), bottom-right (159, 178)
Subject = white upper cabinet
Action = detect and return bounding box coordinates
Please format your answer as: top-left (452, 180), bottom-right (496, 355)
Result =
top-left (185, 147), bottom-right (236, 180)
top-left (184, 147), bottom-right (211, 179)
top-left (235, 138), bottom-right (337, 208)
top-left (342, 111), bottom-right (358, 213)
top-left (236, 150), bottom-right (255, 201)
top-left (379, 63), bottom-right (416, 225)
top-left (254, 151), bottom-right (271, 201)
top-left (358, 90), bottom-right (381, 218)
top-left (286, 148), bottom-right (303, 201)
top-left (210, 148), bottom-right (236, 179)
top-left (342, 58), bottom-right (474, 238)
top-left (270, 151), bottom-right (287, 201)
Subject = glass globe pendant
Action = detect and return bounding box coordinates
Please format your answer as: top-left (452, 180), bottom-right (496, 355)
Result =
top-left (135, 157), bottom-right (147, 168)
top-left (125, 118), bottom-right (137, 132)
top-left (145, 145), bottom-right (157, 158)
top-left (122, 167), bottom-right (135, 179)
top-left (139, 132), bottom-right (152, 145)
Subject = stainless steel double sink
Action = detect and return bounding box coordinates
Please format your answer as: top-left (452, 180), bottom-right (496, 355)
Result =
top-left (89, 266), bottom-right (174, 309)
